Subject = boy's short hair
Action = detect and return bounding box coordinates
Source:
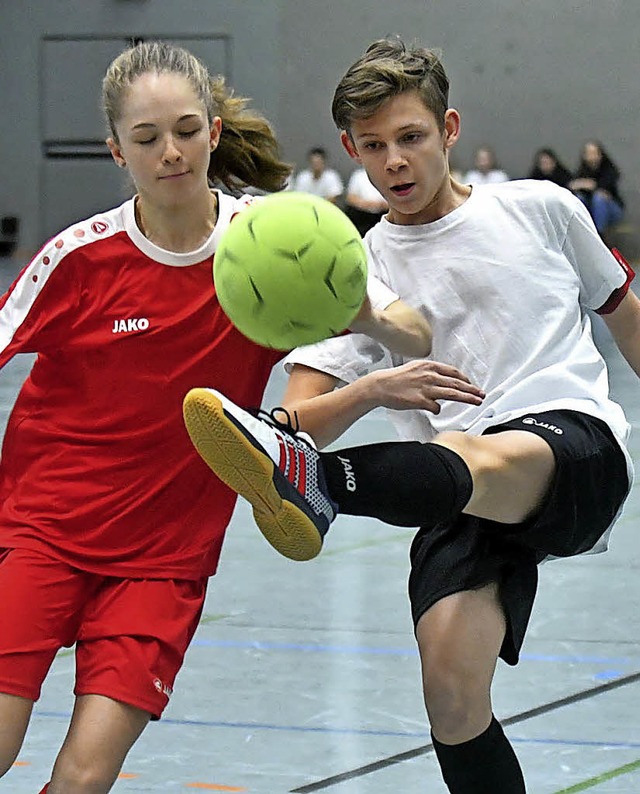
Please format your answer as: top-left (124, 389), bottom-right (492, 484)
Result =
top-left (308, 146), bottom-right (328, 159)
top-left (332, 37), bottom-right (450, 134)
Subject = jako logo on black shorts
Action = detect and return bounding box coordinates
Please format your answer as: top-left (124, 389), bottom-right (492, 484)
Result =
top-left (521, 417), bottom-right (563, 434)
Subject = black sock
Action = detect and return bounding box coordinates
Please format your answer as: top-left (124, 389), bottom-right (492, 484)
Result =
top-left (320, 441), bottom-right (472, 527)
top-left (432, 717), bottom-right (526, 793)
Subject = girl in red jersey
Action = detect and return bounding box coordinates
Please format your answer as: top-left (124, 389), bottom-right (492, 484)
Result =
top-left (0, 41), bottom-right (436, 794)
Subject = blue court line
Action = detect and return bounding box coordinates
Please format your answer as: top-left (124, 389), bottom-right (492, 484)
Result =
top-left (31, 709), bottom-right (640, 749)
top-left (191, 637), bottom-right (637, 668)
top-left (512, 736), bottom-right (640, 750)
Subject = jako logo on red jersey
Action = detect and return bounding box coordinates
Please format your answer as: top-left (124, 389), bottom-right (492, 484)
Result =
top-left (91, 220), bottom-right (109, 234)
top-left (112, 318), bottom-right (150, 334)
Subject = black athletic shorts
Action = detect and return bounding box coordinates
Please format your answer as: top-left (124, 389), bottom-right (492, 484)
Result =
top-left (408, 409), bottom-right (630, 665)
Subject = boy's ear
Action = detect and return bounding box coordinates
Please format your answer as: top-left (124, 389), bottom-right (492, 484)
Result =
top-left (443, 108), bottom-right (462, 150)
top-left (340, 130), bottom-right (361, 162)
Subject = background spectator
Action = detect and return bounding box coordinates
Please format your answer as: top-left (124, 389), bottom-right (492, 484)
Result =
top-left (464, 145), bottom-right (510, 185)
top-left (528, 147), bottom-right (572, 188)
top-left (344, 166), bottom-right (388, 236)
top-left (569, 140), bottom-right (624, 237)
top-left (449, 159), bottom-right (464, 182)
top-left (293, 146), bottom-right (343, 203)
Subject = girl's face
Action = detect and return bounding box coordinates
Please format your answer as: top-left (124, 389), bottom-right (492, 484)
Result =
top-left (583, 142), bottom-right (602, 170)
top-left (107, 71), bottom-right (220, 208)
top-left (538, 153), bottom-right (555, 174)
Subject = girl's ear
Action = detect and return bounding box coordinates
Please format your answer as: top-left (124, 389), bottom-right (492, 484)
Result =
top-left (106, 137), bottom-right (126, 168)
top-left (209, 116), bottom-right (222, 152)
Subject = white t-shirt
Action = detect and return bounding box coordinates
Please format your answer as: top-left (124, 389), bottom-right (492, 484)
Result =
top-left (285, 179), bottom-right (633, 502)
top-left (464, 168), bottom-right (510, 185)
top-left (293, 168), bottom-right (344, 200)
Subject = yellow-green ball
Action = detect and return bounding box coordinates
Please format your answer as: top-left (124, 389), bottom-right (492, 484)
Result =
top-left (214, 192), bottom-right (368, 350)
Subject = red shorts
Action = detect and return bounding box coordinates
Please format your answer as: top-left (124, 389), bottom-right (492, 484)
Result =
top-left (0, 548), bottom-right (207, 718)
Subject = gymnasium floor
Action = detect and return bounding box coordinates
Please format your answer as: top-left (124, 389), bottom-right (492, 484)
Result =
top-left (0, 256), bottom-right (638, 793)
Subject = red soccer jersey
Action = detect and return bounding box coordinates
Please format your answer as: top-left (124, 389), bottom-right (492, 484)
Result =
top-left (0, 191), bottom-right (283, 579)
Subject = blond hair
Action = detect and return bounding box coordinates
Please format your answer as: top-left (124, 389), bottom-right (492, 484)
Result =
top-left (332, 38), bottom-right (450, 134)
top-left (102, 41), bottom-right (291, 193)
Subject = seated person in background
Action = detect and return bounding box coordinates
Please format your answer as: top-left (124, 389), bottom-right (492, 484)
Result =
top-left (463, 145), bottom-right (509, 185)
top-left (344, 166), bottom-right (388, 236)
top-left (569, 140), bottom-right (624, 236)
top-left (528, 148), bottom-right (572, 188)
top-left (293, 146), bottom-right (344, 203)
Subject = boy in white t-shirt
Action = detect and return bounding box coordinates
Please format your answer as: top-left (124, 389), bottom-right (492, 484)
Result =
top-left (292, 146), bottom-right (344, 203)
top-left (344, 166), bottom-right (388, 235)
top-left (183, 38), bottom-right (640, 793)
top-left (463, 145), bottom-right (510, 185)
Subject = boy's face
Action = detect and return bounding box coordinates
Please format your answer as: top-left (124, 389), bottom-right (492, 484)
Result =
top-left (341, 90), bottom-right (460, 225)
top-left (309, 153), bottom-right (326, 176)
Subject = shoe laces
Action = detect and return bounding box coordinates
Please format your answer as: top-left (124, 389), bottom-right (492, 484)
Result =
top-left (252, 405), bottom-right (300, 436)
top-left (255, 405), bottom-right (318, 452)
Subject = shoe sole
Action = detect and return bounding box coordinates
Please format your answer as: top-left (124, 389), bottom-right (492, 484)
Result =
top-left (183, 388), bottom-right (322, 561)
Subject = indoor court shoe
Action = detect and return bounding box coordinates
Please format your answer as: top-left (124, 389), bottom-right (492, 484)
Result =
top-left (183, 387), bottom-right (337, 561)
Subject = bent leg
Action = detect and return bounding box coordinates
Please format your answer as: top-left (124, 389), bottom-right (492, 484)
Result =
top-left (324, 429), bottom-right (554, 528)
top-left (48, 576), bottom-right (207, 792)
top-left (0, 549), bottom-right (91, 778)
top-left (589, 191), bottom-right (609, 233)
top-left (417, 584), bottom-right (505, 743)
top-left (433, 429), bottom-right (556, 524)
top-left (591, 191), bottom-right (623, 233)
top-left (417, 586), bottom-right (525, 793)
top-left (0, 693), bottom-right (33, 777)
top-left (48, 695), bottom-right (150, 794)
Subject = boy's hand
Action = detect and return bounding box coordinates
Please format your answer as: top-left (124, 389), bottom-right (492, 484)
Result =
top-left (370, 360), bottom-right (485, 413)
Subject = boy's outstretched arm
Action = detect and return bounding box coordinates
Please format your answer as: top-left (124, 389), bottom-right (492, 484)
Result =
top-left (603, 289), bottom-right (640, 377)
top-left (281, 359), bottom-right (485, 449)
top-left (349, 296), bottom-right (432, 358)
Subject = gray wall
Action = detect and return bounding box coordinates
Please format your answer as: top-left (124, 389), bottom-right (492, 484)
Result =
top-left (0, 0), bottom-right (284, 249)
top-left (2, 0), bottom-right (639, 252)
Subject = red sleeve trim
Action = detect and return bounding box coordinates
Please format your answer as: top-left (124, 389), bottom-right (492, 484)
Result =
top-left (595, 248), bottom-right (636, 315)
